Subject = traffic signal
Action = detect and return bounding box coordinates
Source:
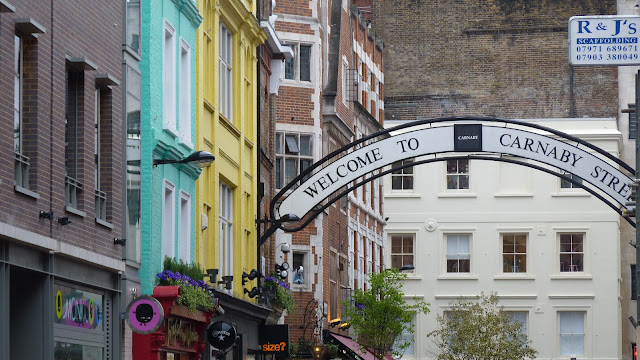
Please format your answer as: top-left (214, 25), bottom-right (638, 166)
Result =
top-left (634, 344), bottom-right (637, 360)
top-left (623, 181), bottom-right (638, 218)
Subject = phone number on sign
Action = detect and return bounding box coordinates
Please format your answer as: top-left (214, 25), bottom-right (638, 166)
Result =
top-left (575, 53), bottom-right (639, 61)
top-left (576, 45), bottom-right (638, 53)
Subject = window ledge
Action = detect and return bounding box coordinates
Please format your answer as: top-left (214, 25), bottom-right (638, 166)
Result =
top-left (493, 193), bottom-right (534, 198)
top-left (437, 274), bottom-right (478, 280)
top-left (550, 192), bottom-right (590, 197)
top-left (404, 275), bottom-right (422, 280)
top-left (65, 206), bottom-right (87, 218)
top-left (179, 139), bottom-right (194, 151)
top-left (550, 274), bottom-right (592, 280)
top-left (96, 218), bottom-right (114, 229)
top-left (494, 274), bottom-right (535, 280)
top-left (292, 284), bottom-right (311, 291)
top-left (163, 126), bottom-right (179, 139)
top-left (14, 185), bottom-right (39, 199)
top-left (386, 192), bottom-right (421, 198)
top-left (282, 80), bottom-right (314, 89)
top-left (437, 192), bottom-right (477, 198)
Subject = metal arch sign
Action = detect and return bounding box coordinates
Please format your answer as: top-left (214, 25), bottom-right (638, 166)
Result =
top-left (277, 122), bottom-right (634, 219)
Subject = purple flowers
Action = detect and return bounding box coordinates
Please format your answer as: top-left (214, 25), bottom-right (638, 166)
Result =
top-left (156, 270), bottom-right (215, 299)
top-left (264, 275), bottom-right (290, 290)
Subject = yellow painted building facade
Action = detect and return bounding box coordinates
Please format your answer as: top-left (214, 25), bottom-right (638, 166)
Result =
top-left (195, 0), bottom-right (266, 299)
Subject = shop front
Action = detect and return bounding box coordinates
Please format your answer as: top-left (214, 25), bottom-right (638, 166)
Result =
top-left (0, 238), bottom-right (122, 360)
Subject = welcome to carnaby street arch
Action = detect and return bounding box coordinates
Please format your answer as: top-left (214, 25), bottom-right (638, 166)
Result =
top-left (268, 116), bottom-right (637, 235)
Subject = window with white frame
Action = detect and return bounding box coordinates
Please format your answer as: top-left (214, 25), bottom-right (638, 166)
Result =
top-left (391, 159), bottom-right (414, 190)
top-left (560, 233), bottom-right (584, 272)
top-left (559, 312), bottom-right (585, 356)
top-left (339, 255), bottom-right (349, 306)
top-left (219, 183), bottom-right (233, 289)
top-left (162, 181), bottom-right (176, 260)
top-left (284, 43), bottom-right (311, 82)
top-left (349, 230), bottom-right (355, 289)
top-left (391, 234), bottom-right (414, 271)
top-left (179, 40), bottom-right (191, 145)
top-left (560, 172), bottom-right (583, 189)
top-left (330, 251), bottom-right (338, 320)
top-left (392, 314), bottom-right (415, 356)
top-left (276, 132), bottom-right (313, 189)
top-left (374, 174), bottom-right (380, 213)
top-left (219, 23), bottom-right (233, 121)
top-left (163, 20), bottom-right (176, 132)
top-left (446, 159), bottom-right (469, 190)
top-left (446, 234), bottom-right (470, 273)
top-left (502, 233), bottom-right (527, 273)
top-left (507, 311), bottom-right (528, 335)
top-left (178, 191), bottom-right (191, 262)
top-left (342, 60), bottom-right (348, 104)
top-left (358, 234), bottom-right (364, 290)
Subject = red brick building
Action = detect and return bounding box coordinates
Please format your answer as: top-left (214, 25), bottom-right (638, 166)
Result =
top-left (268, 0), bottom-right (385, 354)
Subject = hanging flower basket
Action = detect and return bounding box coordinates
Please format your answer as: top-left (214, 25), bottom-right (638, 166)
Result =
top-left (263, 275), bottom-right (294, 313)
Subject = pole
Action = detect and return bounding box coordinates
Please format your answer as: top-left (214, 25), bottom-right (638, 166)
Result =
top-left (636, 68), bottom-right (640, 357)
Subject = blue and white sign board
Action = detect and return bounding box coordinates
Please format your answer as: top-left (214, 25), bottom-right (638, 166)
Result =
top-left (569, 15), bottom-right (640, 66)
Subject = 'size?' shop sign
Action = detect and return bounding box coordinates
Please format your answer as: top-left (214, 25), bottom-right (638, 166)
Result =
top-left (569, 15), bottom-right (640, 66)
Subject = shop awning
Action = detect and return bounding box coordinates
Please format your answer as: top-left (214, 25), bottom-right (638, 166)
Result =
top-left (329, 333), bottom-right (375, 360)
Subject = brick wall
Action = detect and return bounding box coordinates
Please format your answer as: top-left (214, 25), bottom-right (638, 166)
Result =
top-left (0, 0), bottom-right (123, 259)
top-left (370, 0), bottom-right (617, 120)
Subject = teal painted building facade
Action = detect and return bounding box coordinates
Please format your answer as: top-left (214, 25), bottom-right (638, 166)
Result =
top-left (139, 0), bottom-right (203, 294)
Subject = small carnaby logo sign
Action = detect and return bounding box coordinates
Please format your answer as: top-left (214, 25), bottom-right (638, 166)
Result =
top-left (454, 124), bottom-right (482, 151)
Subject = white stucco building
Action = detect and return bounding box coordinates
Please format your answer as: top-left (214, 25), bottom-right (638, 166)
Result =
top-left (384, 118), bottom-right (623, 360)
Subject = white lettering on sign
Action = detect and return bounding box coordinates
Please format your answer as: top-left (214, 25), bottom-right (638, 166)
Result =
top-left (569, 15), bottom-right (640, 66)
top-left (277, 123), bottom-right (634, 219)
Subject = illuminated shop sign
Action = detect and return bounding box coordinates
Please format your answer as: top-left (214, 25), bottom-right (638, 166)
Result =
top-left (54, 284), bottom-right (103, 330)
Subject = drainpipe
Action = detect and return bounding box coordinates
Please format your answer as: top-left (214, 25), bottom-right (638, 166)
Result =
top-left (256, 1), bottom-right (263, 289)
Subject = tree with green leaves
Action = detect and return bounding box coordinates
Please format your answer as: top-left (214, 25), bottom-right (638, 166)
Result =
top-left (342, 268), bottom-right (430, 360)
top-left (427, 293), bottom-right (537, 360)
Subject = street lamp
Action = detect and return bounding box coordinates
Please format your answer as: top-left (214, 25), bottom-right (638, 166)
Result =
top-left (153, 150), bottom-right (215, 168)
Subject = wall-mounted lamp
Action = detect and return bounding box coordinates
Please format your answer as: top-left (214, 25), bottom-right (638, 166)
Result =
top-left (220, 275), bottom-right (233, 290)
top-left (39, 210), bottom-right (54, 220)
top-left (329, 319), bottom-right (341, 328)
top-left (153, 151), bottom-right (215, 168)
top-left (275, 262), bottom-right (290, 279)
top-left (257, 214), bottom-right (301, 246)
top-left (205, 269), bottom-right (219, 283)
top-left (242, 269), bottom-right (261, 285)
top-left (57, 217), bottom-right (71, 226)
top-left (114, 238), bottom-right (126, 246)
top-left (244, 287), bottom-right (261, 298)
top-left (338, 322), bottom-right (350, 330)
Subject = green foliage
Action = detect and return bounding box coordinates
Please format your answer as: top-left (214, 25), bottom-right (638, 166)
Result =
top-left (264, 275), bottom-right (295, 313)
top-left (174, 279), bottom-right (217, 313)
top-left (162, 257), bottom-right (205, 281)
top-left (342, 269), bottom-right (430, 360)
top-left (156, 257), bottom-right (216, 313)
top-left (427, 292), bottom-right (537, 360)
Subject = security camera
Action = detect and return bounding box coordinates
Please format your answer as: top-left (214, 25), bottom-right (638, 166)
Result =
top-left (280, 243), bottom-right (290, 253)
